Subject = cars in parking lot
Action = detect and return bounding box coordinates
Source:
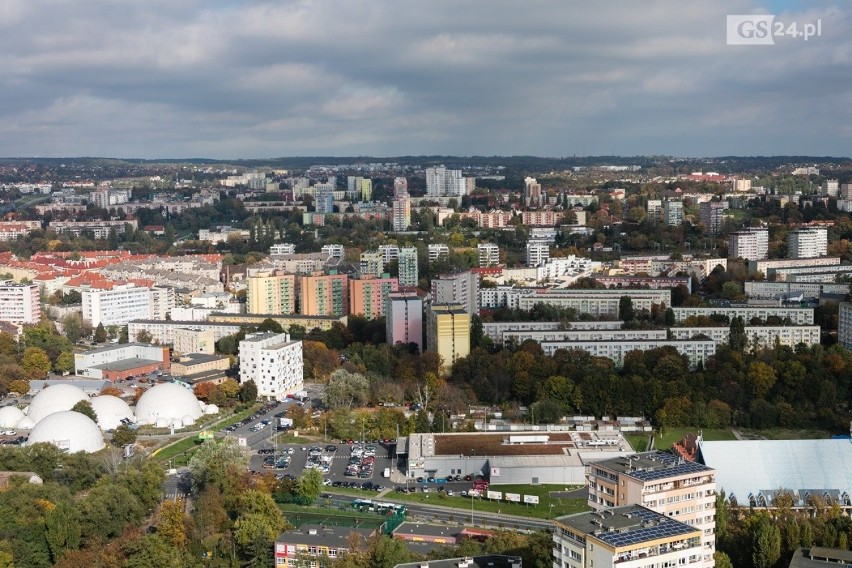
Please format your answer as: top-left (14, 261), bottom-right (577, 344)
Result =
top-left (325, 445), bottom-right (337, 452)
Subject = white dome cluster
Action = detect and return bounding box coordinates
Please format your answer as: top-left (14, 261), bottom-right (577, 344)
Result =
top-left (25, 411), bottom-right (105, 453)
top-left (27, 384), bottom-right (89, 424)
top-left (134, 383), bottom-right (204, 428)
top-left (90, 395), bottom-right (135, 431)
top-left (0, 406), bottom-right (24, 428)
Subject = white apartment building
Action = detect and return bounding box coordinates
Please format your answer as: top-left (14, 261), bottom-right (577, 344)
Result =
top-left (503, 328), bottom-right (668, 345)
top-left (669, 325), bottom-right (820, 348)
top-left (478, 286), bottom-right (534, 310)
top-left (269, 243), bottom-right (297, 255)
top-left (0, 220), bottom-right (41, 241)
top-left (728, 228), bottom-right (768, 261)
top-left (787, 227), bottom-right (828, 259)
top-left (744, 281), bottom-right (850, 300)
top-left (535, 256), bottom-right (601, 283)
top-left (426, 166), bottom-right (466, 197)
top-left (699, 201), bottom-right (727, 236)
top-left (0, 281), bottom-right (40, 325)
top-left (525, 241), bottom-right (550, 267)
top-left (646, 199), bottom-right (662, 221)
top-left (378, 245), bottom-right (400, 264)
top-left (477, 243), bottom-right (500, 268)
top-left (398, 247), bottom-right (419, 288)
top-left (359, 251), bottom-right (384, 278)
top-left (173, 327), bottom-right (216, 355)
top-left (386, 293), bottom-right (423, 352)
top-left (428, 243), bottom-right (450, 262)
top-left (129, 320), bottom-right (241, 344)
top-left (82, 283), bottom-right (151, 326)
top-left (148, 286), bottom-right (175, 320)
top-left (750, 256), bottom-right (841, 277)
top-left (663, 199), bottom-right (683, 226)
top-left (392, 195), bottom-right (411, 231)
top-left (553, 505), bottom-right (706, 568)
top-left (670, 306), bottom-right (814, 325)
top-left (539, 339), bottom-right (716, 369)
top-left (733, 178), bottom-right (752, 192)
top-left (320, 244), bottom-right (344, 258)
top-left (238, 332), bottom-right (303, 400)
top-left (481, 320), bottom-right (623, 342)
top-left (431, 270), bottom-right (479, 315)
top-left (587, 453), bottom-right (716, 566)
top-left (517, 289), bottom-right (672, 318)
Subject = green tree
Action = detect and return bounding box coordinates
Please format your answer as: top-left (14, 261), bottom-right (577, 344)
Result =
top-left (323, 369), bottom-right (370, 409)
top-left (729, 316), bottom-right (747, 352)
top-left (21, 346), bottom-right (51, 379)
top-left (44, 501), bottom-right (81, 563)
top-left (296, 468), bottom-right (323, 504)
top-left (714, 551), bottom-right (734, 568)
top-left (747, 361), bottom-right (777, 399)
top-left (188, 437), bottom-right (250, 492)
top-left (55, 351), bottom-right (75, 374)
top-left (111, 424), bottom-right (137, 447)
top-left (619, 296), bottom-right (635, 322)
top-left (157, 499), bottom-right (189, 549)
top-left (94, 323), bottom-right (107, 343)
top-left (123, 534), bottom-right (198, 568)
top-left (71, 400), bottom-right (98, 423)
top-left (79, 483), bottom-right (143, 539)
top-left (238, 380), bottom-right (258, 404)
top-left (233, 513), bottom-right (278, 568)
top-left (751, 515), bottom-right (781, 568)
top-left (370, 535), bottom-right (411, 568)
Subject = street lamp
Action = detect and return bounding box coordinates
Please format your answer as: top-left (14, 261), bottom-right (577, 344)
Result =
top-left (470, 448), bottom-right (475, 525)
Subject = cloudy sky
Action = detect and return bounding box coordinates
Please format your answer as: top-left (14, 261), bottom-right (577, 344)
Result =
top-left (0, 0), bottom-right (850, 159)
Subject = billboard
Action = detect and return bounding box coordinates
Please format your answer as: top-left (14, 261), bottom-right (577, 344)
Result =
top-left (505, 493), bottom-right (521, 503)
top-left (523, 495), bottom-right (540, 504)
top-left (490, 467), bottom-right (500, 477)
top-left (486, 490), bottom-right (503, 500)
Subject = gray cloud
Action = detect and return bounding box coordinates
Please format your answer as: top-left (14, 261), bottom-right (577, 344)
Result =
top-left (0, 0), bottom-right (849, 158)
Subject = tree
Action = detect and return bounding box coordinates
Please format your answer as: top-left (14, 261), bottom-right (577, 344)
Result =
top-left (751, 515), bottom-right (781, 568)
top-left (233, 513), bottom-right (278, 568)
top-left (44, 501), bottom-right (81, 563)
top-left (619, 296), bottom-right (635, 322)
top-left (60, 313), bottom-right (91, 344)
top-left (371, 535), bottom-right (411, 568)
top-left (123, 534), bottom-right (197, 568)
top-left (111, 424), bottom-right (137, 447)
top-left (296, 468), bottom-right (323, 504)
top-left (55, 351), bottom-right (75, 374)
top-left (238, 379), bottom-right (258, 404)
top-left (94, 323), bottom-right (107, 343)
top-left (157, 499), bottom-right (189, 549)
top-left (188, 437), bottom-right (250, 492)
top-left (8, 379), bottom-right (29, 395)
top-left (729, 316), bottom-right (747, 352)
top-left (747, 361), bottom-right (777, 399)
top-left (71, 400), bottom-right (98, 422)
top-left (323, 369), bottom-right (370, 409)
top-left (21, 347), bottom-right (51, 379)
top-left (714, 551), bottom-right (734, 568)
top-left (136, 329), bottom-right (153, 344)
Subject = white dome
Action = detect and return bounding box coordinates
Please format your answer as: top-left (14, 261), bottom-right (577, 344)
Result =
top-left (0, 406), bottom-right (24, 428)
top-left (27, 384), bottom-right (89, 424)
top-left (25, 411), bottom-right (105, 453)
top-left (89, 396), bottom-right (135, 431)
top-left (135, 383), bottom-right (202, 426)
top-left (15, 416), bottom-right (35, 429)
top-left (181, 415), bottom-right (195, 427)
top-left (155, 417), bottom-right (169, 428)
top-left (203, 404), bottom-right (219, 415)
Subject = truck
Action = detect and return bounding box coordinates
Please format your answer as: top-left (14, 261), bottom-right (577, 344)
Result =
top-left (295, 390), bottom-right (308, 401)
top-left (383, 467), bottom-right (391, 478)
top-left (277, 417), bottom-right (294, 430)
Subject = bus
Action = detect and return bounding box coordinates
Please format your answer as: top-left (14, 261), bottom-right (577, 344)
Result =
top-left (351, 499), bottom-right (406, 516)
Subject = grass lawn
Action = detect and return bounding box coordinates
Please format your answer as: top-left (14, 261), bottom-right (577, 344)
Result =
top-left (279, 503), bottom-right (387, 530)
top-left (153, 436), bottom-right (210, 465)
top-left (740, 428), bottom-right (832, 440)
top-left (652, 428), bottom-right (737, 450)
top-left (390, 483), bottom-right (588, 519)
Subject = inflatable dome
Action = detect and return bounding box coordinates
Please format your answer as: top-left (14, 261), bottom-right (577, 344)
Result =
top-left (134, 383), bottom-right (202, 426)
top-left (15, 416), bottom-right (35, 429)
top-left (25, 411), bottom-right (105, 453)
top-left (0, 406), bottom-right (24, 428)
top-left (27, 384), bottom-right (89, 424)
top-left (90, 395), bottom-right (135, 431)
top-left (203, 404), bottom-right (219, 415)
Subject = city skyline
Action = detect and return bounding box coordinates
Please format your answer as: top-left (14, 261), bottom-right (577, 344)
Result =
top-left (1, 1), bottom-right (850, 159)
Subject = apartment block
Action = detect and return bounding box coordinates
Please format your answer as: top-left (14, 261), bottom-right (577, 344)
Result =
top-left (481, 320), bottom-right (624, 342)
top-left (393, 176), bottom-right (408, 197)
top-left (431, 270), bottom-right (479, 315)
top-left (750, 256), bottom-right (841, 277)
top-left (728, 228), bottom-right (768, 261)
top-left (392, 195), bottom-right (411, 231)
top-left (246, 271), bottom-right (297, 315)
top-left (477, 243), bottom-right (500, 268)
top-left (82, 283), bottom-right (151, 326)
top-left (553, 505), bottom-right (705, 568)
top-left (669, 325), bottom-right (820, 348)
top-left (426, 304), bottom-right (470, 370)
top-left (699, 201), bottom-right (727, 236)
top-left (0, 220), bottom-right (41, 241)
top-left (129, 320), bottom-right (241, 344)
top-left (298, 273), bottom-right (349, 317)
top-left (671, 306), bottom-right (813, 325)
top-left (238, 332), bottom-right (303, 400)
top-left (398, 246), bottom-right (419, 288)
top-left (269, 243), bottom-right (296, 255)
top-left (502, 328), bottom-right (667, 345)
top-left (788, 227), bottom-right (828, 259)
top-left (525, 241), bottom-right (550, 267)
top-left (349, 276), bottom-right (399, 319)
top-left (359, 251), bottom-right (384, 278)
top-left (428, 243), bottom-right (450, 262)
top-left (539, 339), bottom-right (716, 369)
top-left (386, 292), bottom-right (423, 351)
top-left (839, 302), bottom-right (852, 350)
top-left (587, 453), bottom-right (716, 566)
top-left (378, 245), bottom-right (400, 263)
top-left (148, 286), bottom-right (175, 320)
top-left (320, 244), bottom-right (344, 258)
top-left (49, 219), bottom-right (137, 238)
top-left (646, 199), bottom-right (662, 222)
top-left (663, 199), bottom-right (683, 226)
top-left (517, 289), bottom-right (671, 318)
top-left (0, 281), bottom-right (40, 325)
top-left (173, 327), bottom-right (216, 355)
top-left (359, 178), bottom-right (372, 202)
top-left (426, 166), bottom-right (465, 197)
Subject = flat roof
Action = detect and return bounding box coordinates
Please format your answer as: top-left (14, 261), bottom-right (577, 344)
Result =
top-left (90, 357), bottom-right (162, 371)
top-left (83, 342), bottom-right (161, 355)
top-left (593, 451), bottom-right (714, 482)
top-left (393, 522), bottom-right (464, 539)
top-left (789, 547), bottom-right (852, 567)
top-left (394, 555), bottom-right (521, 568)
top-left (698, 439), bottom-right (852, 506)
top-left (129, 319), bottom-right (240, 326)
top-left (275, 524), bottom-right (375, 548)
top-left (555, 505), bottom-right (699, 549)
top-left (179, 353), bottom-right (228, 366)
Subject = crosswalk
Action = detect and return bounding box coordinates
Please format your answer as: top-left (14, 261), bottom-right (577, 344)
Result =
top-left (164, 492), bottom-right (187, 501)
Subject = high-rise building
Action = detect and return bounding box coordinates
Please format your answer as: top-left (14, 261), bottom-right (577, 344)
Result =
top-left (838, 302), bottom-right (852, 350)
top-left (553, 505), bottom-right (707, 568)
top-left (349, 276), bottom-right (399, 319)
top-left (524, 177), bottom-right (542, 207)
top-left (646, 199), bottom-right (663, 222)
top-left (699, 201), bottom-right (727, 236)
top-left (477, 243), bottom-right (500, 267)
top-left (82, 283), bottom-right (150, 326)
top-left (359, 251), bottom-right (384, 278)
top-left (298, 273), bottom-right (349, 317)
top-left (238, 332), bottom-right (303, 400)
top-left (320, 244), bottom-right (344, 259)
top-left (428, 243), bottom-right (450, 262)
top-left (526, 241), bottom-right (550, 267)
top-left (426, 303), bottom-right (470, 370)
top-left (314, 184), bottom-right (334, 214)
top-left (393, 177), bottom-right (408, 198)
top-left (733, 178), bottom-right (752, 192)
top-left (587, 452), bottom-right (717, 565)
top-left (823, 179), bottom-right (839, 197)
top-left (398, 247), bottom-right (419, 288)
top-left (788, 227), bottom-right (828, 259)
top-left (728, 228), bottom-right (769, 261)
top-left (360, 178), bottom-right (373, 202)
top-left (663, 199), bottom-right (684, 226)
top-left (392, 195), bottom-right (411, 231)
top-left (246, 271), bottom-right (297, 315)
top-left (386, 293), bottom-right (423, 352)
top-left (0, 281), bottom-right (40, 325)
top-left (431, 270), bottom-right (479, 315)
top-left (378, 245), bottom-right (400, 264)
top-left (426, 166), bottom-right (465, 197)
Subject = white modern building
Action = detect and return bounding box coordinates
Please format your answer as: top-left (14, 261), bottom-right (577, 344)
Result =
top-left (477, 243), bottom-right (500, 268)
top-left (481, 320), bottom-right (624, 342)
top-left (787, 227), bottom-right (828, 259)
top-left (669, 325), bottom-right (821, 348)
top-left (238, 332), bottom-right (303, 400)
top-left (428, 243), bottom-right (450, 262)
top-left (82, 283), bottom-right (151, 326)
top-left (129, 320), bottom-right (241, 345)
top-left (728, 228), bottom-right (769, 261)
top-left (525, 241), bottom-right (550, 267)
top-left (398, 247), bottom-right (419, 288)
top-left (386, 293), bottom-right (423, 352)
top-left (320, 244), bottom-right (344, 259)
top-left (670, 306), bottom-right (814, 325)
top-left (517, 289), bottom-right (671, 318)
top-left (539, 339), bottom-right (716, 369)
top-left (426, 166), bottom-right (466, 197)
top-left (359, 251), bottom-right (384, 278)
top-left (0, 281), bottom-right (40, 324)
top-left (270, 243), bottom-right (297, 255)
